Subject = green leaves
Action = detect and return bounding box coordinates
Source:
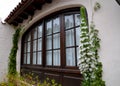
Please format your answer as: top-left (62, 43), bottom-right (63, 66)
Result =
top-left (8, 27), bottom-right (21, 75)
top-left (79, 7), bottom-right (105, 86)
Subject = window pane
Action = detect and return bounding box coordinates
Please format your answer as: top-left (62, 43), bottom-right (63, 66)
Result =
top-left (24, 54), bottom-right (26, 64)
top-left (27, 42), bottom-right (31, 52)
top-left (53, 50), bottom-right (60, 66)
top-left (33, 40), bottom-right (37, 51)
top-left (46, 36), bottom-right (52, 50)
top-left (66, 29), bottom-right (74, 47)
top-left (65, 15), bottom-right (74, 29)
top-left (34, 28), bottom-right (37, 39)
top-left (75, 14), bottom-right (80, 26)
top-left (38, 38), bottom-right (42, 51)
top-left (46, 20), bottom-right (52, 35)
top-left (37, 52), bottom-right (42, 64)
top-left (33, 52), bottom-right (36, 64)
top-left (24, 43), bottom-right (26, 53)
top-left (76, 27), bottom-right (80, 46)
top-left (77, 47), bottom-right (80, 66)
top-left (38, 25), bottom-right (43, 38)
top-left (27, 34), bottom-right (31, 41)
top-left (53, 17), bottom-right (60, 33)
top-left (46, 51), bottom-right (52, 65)
top-left (53, 34), bottom-right (60, 49)
top-left (66, 48), bottom-right (75, 66)
top-left (27, 53), bottom-right (30, 64)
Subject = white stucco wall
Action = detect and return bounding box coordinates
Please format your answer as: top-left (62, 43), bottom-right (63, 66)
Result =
top-left (16, 0), bottom-right (120, 86)
top-left (0, 19), bottom-right (14, 82)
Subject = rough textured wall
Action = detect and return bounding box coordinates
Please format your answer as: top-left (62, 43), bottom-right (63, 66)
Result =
top-left (0, 20), bottom-right (14, 82)
top-left (17, 0), bottom-right (120, 86)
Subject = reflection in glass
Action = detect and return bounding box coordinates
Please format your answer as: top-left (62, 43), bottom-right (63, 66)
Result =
top-left (77, 47), bottom-right (80, 66)
top-left (65, 15), bottom-right (74, 29)
top-left (24, 43), bottom-right (26, 53)
top-left (76, 27), bottom-right (80, 46)
top-left (33, 53), bottom-right (36, 64)
top-left (38, 25), bottom-right (43, 37)
top-left (34, 28), bottom-right (37, 39)
top-left (75, 14), bottom-right (80, 26)
top-left (27, 53), bottom-right (30, 64)
top-left (37, 52), bottom-right (42, 64)
top-left (53, 17), bottom-right (60, 33)
top-left (46, 36), bottom-right (52, 50)
top-left (53, 34), bottom-right (60, 49)
top-left (38, 38), bottom-right (42, 51)
top-left (46, 20), bottom-right (52, 35)
top-left (66, 48), bottom-right (75, 66)
top-left (33, 40), bottom-right (37, 51)
top-left (27, 42), bottom-right (31, 52)
top-left (24, 54), bottom-right (26, 64)
top-left (27, 34), bottom-right (31, 41)
top-left (46, 51), bottom-right (52, 65)
top-left (53, 50), bottom-right (60, 66)
top-left (66, 29), bottom-right (74, 47)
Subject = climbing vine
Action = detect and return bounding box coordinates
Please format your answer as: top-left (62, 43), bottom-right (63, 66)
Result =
top-left (78, 6), bottom-right (105, 86)
top-left (8, 27), bottom-right (21, 75)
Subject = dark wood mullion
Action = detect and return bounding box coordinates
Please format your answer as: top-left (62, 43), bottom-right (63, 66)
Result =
top-left (36, 27), bottom-right (38, 65)
top-left (65, 26), bottom-right (79, 31)
top-left (42, 20), bottom-right (46, 67)
top-left (73, 14), bottom-right (77, 67)
top-left (25, 42), bottom-right (27, 64)
top-left (52, 19), bottom-right (53, 66)
top-left (46, 32), bottom-right (60, 36)
top-left (26, 39), bottom-right (28, 64)
top-left (66, 46), bottom-right (78, 49)
top-left (31, 30), bottom-right (33, 65)
top-left (60, 14), bottom-right (66, 68)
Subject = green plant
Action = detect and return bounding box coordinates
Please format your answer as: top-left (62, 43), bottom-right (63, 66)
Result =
top-left (94, 2), bottom-right (101, 11)
top-left (0, 72), bottom-right (61, 86)
top-left (8, 27), bottom-right (21, 75)
top-left (78, 7), bottom-right (105, 86)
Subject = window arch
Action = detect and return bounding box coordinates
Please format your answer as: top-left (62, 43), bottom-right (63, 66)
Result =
top-left (22, 7), bottom-right (81, 68)
top-left (21, 7), bottom-right (84, 86)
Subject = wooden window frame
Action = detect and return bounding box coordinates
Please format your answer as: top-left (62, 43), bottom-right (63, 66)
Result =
top-left (21, 7), bottom-right (82, 69)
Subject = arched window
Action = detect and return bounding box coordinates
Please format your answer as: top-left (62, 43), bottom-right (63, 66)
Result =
top-left (21, 7), bottom-right (84, 86)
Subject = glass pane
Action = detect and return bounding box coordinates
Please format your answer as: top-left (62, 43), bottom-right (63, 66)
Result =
top-left (53, 17), bottom-right (60, 33)
top-left (27, 34), bottom-right (31, 41)
top-left (34, 28), bottom-right (37, 39)
top-left (75, 14), bottom-right (80, 26)
top-left (46, 20), bottom-right (52, 35)
top-left (77, 47), bottom-right (80, 66)
top-left (33, 40), bottom-right (37, 51)
top-left (27, 53), bottom-right (30, 64)
top-left (27, 42), bottom-right (31, 52)
top-left (24, 54), bottom-right (26, 64)
top-left (38, 25), bottom-right (43, 38)
top-left (46, 36), bottom-right (52, 50)
top-left (53, 50), bottom-right (60, 66)
top-left (66, 48), bottom-right (75, 66)
top-left (53, 34), bottom-right (60, 49)
top-left (76, 27), bottom-right (80, 46)
top-left (24, 43), bottom-right (26, 53)
top-left (38, 38), bottom-right (42, 51)
top-left (66, 29), bottom-right (74, 47)
top-left (46, 51), bottom-right (52, 65)
top-left (37, 52), bottom-right (42, 64)
top-left (33, 52), bottom-right (36, 64)
top-left (65, 15), bottom-right (74, 29)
